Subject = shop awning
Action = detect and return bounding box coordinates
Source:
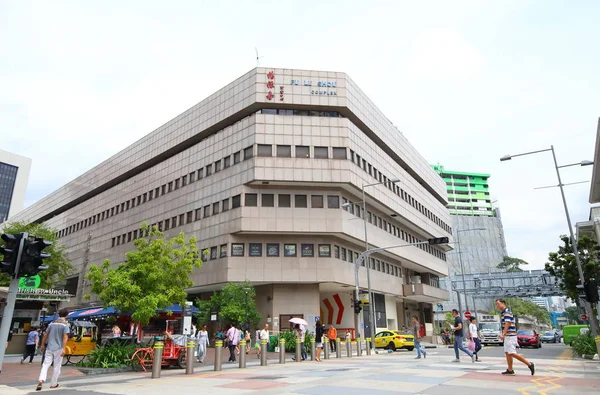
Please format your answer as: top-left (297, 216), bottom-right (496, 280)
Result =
top-left (41, 304), bottom-right (197, 322)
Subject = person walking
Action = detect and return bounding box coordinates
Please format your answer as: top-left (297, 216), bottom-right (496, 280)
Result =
top-left (411, 316), bottom-right (426, 359)
top-left (257, 324), bottom-right (270, 359)
top-left (196, 325), bottom-right (210, 363)
top-left (496, 299), bottom-right (535, 376)
top-left (468, 317), bottom-right (482, 362)
top-left (226, 323), bottom-right (239, 363)
top-left (450, 309), bottom-right (475, 363)
top-left (21, 327), bottom-right (40, 364)
top-left (244, 330), bottom-right (251, 354)
top-left (36, 309), bottom-right (70, 391)
top-left (328, 325), bottom-right (337, 352)
top-left (315, 320), bottom-right (325, 362)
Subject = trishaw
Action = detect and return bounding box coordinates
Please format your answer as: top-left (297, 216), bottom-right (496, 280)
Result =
top-left (63, 321), bottom-right (98, 365)
top-left (131, 333), bottom-right (188, 371)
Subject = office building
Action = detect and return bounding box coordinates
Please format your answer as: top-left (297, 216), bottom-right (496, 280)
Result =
top-left (10, 67), bottom-right (451, 337)
top-left (0, 149), bottom-right (31, 224)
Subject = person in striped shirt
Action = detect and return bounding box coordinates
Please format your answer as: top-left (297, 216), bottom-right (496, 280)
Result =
top-left (496, 299), bottom-right (535, 376)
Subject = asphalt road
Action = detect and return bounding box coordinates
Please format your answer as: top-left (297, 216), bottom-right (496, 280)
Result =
top-left (434, 341), bottom-right (573, 360)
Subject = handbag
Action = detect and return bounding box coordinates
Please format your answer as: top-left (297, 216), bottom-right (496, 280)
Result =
top-left (468, 339), bottom-right (475, 352)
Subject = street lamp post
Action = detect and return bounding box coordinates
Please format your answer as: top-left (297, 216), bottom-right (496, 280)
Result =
top-left (455, 228), bottom-right (486, 317)
top-left (500, 146), bottom-right (598, 337)
top-left (344, 180), bottom-right (400, 348)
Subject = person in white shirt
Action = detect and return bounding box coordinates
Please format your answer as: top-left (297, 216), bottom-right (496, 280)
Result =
top-left (257, 324), bottom-right (269, 359)
top-left (468, 317), bottom-right (482, 362)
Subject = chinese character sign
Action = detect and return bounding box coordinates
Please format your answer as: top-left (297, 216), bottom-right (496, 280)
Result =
top-left (266, 71), bottom-right (275, 101)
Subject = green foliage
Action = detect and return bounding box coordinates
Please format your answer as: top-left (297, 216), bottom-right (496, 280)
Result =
top-left (565, 306), bottom-right (582, 325)
top-left (497, 256), bottom-right (529, 272)
top-left (0, 221), bottom-right (73, 288)
top-left (545, 235), bottom-right (600, 301)
top-left (504, 298), bottom-right (550, 325)
top-left (570, 334), bottom-right (597, 356)
top-left (195, 281), bottom-right (261, 328)
top-left (276, 330), bottom-right (314, 353)
top-left (76, 343), bottom-right (137, 368)
top-left (86, 222), bottom-right (202, 325)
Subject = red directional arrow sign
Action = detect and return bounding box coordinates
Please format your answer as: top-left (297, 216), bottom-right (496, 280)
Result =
top-left (333, 293), bottom-right (345, 325)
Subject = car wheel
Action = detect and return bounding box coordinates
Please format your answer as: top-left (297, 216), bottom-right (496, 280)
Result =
top-left (386, 342), bottom-right (396, 351)
top-left (406, 347), bottom-right (414, 351)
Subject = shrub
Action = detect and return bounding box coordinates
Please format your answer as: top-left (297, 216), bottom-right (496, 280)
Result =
top-left (277, 330), bottom-right (314, 353)
top-left (570, 334), bottom-right (597, 357)
top-left (76, 342), bottom-right (137, 368)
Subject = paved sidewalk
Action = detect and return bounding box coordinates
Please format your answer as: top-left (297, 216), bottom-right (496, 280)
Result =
top-left (2, 347), bottom-right (599, 394)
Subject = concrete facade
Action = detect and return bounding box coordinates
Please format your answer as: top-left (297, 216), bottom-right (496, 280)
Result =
top-left (0, 149), bottom-right (31, 224)
top-left (9, 68), bottom-right (451, 337)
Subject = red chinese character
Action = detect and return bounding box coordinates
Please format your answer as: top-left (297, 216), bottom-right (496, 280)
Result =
top-left (266, 81), bottom-right (274, 89)
top-left (267, 71), bottom-right (275, 80)
top-left (266, 91), bottom-right (274, 100)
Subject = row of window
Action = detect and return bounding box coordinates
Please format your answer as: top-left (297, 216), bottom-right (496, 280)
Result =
top-left (258, 109), bottom-right (343, 117)
top-left (348, 149), bottom-right (452, 235)
top-left (256, 144), bottom-right (348, 160)
top-left (244, 193), bottom-right (340, 208)
top-left (111, 194), bottom-right (243, 247)
top-left (342, 198), bottom-right (447, 262)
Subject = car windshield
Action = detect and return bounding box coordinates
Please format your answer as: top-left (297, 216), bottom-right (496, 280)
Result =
top-left (518, 330), bottom-right (534, 335)
top-left (394, 331), bottom-right (411, 336)
top-left (543, 331), bottom-right (554, 336)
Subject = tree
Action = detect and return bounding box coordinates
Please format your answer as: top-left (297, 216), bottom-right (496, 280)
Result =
top-left (0, 221), bottom-right (73, 288)
top-left (545, 235), bottom-right (600, 302)
top-left (196, 281), bottom-right (261, 330)
top-left (504, 298), bottom-right (550, 325)
top-left (564, 306), bottom-right (582, 325)
top-left (86, 222), bottom-right (202, 326)
top-left (497, 256), bottom-right (529, 272)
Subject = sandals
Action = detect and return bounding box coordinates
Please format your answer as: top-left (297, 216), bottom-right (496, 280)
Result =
top-left (50, 384), bottom-right (60, 389)
top-left (36, 383), bottom-right (42, 391)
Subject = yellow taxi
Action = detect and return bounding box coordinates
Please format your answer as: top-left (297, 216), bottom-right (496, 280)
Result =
top-left (374, 330), bottom-right (415, 351)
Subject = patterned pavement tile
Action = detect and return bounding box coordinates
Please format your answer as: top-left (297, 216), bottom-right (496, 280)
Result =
top-left (292, 386), bottom-right (411, 395)
top-left (361, 374), bottom-right (451, 385)
top-left (217, 379), bottom-right (289, 390)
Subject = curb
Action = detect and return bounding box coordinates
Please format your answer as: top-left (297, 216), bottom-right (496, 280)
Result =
top-left (580, 354), bottom-right (599, 360)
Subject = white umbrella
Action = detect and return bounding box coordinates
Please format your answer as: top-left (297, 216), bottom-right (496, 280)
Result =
top-left (289, 317), bottom-right (308, 326)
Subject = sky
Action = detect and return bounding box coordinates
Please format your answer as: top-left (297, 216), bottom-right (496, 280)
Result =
top-left (1, 0), bottom-right (599, 271)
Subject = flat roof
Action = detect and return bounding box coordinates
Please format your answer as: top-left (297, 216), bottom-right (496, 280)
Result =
top-left (431, 164), bottom-right (490, 178)
top-left (589, 118), bottom-right (600, 203)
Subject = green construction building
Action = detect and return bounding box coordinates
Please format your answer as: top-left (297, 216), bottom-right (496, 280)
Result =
top-left (431, 164), bottom-right (493, 216)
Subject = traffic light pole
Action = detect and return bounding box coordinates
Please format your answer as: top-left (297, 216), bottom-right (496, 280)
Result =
top-left (0, 232), bottom-right (27, 375)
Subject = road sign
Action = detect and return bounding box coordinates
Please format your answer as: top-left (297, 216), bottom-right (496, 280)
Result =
top-left (464, 311), bottom-right (472, 319)
top-left (19, 275), bottom-right (41, 289)
top-left (580, 314), bottom-right (588, 321)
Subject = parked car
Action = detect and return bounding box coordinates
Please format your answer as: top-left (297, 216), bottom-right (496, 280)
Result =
top-left (517, 329), bottom-right (541, 348)
top-left (541, 331), bottom-right (560, 343)
top-left (374, 330), bottom-right (415, 351)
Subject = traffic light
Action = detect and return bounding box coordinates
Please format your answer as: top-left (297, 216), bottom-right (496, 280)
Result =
top-left (585, 280), bottom-right (599, 304)
top-left (0, 233), bottom-right (20, 276)
top-left (18, 237), bottom-right (52, 277)
top-left (428, 237), bottom-right (449, 245)
top-left (353, 299), bottom-right (362, 314)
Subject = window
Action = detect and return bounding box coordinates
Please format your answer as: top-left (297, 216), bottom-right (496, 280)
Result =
top-left (164, 218), bottom-right (171, 230)
top-left (174, 179), bottom-right (180, 190)
top-left (249, 243), bottom-right (262, 257)
top-left (284, 244), bottom-right (297, 257)
top-left (231, 243), bottom-right (245, 256)
top-left (318, 244), bottom-right (331, 257)
top-left (295, 146), bottom-right (310, 158)
top-left (262, 194), bottom-right (275, 207)
top-left (276, 145), bottom-right (292, 157)
top-left (245, 193), bottom-right (258, 206)
top-left (198, 168), bottom-right (204, 180)
top-left (220, 244), bottom-right (228, 258)
top-left (244, 146), bottom-right (254, 160)
top-left (195, 208), bottom-right (202, 221)
top-left (266, 243), bottom-right (280, 256)
top-left (213, 202), bottom-right (220, 214)
top-left (168, 181), bottom-right (173, 192)
top-left (223, 156), bottom-right (230, 169)
top-left (295, 195), bottom-right (308, 208)
top-left (301, 244), bottom-right (314, 257)
top-left (189, 171), bottom-right (196, 183)
top-left (222, 198), bottom-right (230, 212)
top-left (111, 237), bottom-right (116, 247)
top-left (171, 216), bottom-right (177, 228)
top-left (179, 213), bottom-right (184, 226)
top-left (133, 230), bottom-right (138, 240)
top-left (334, 245), bottom-right (340, 259)
top-left (214, 160), bottom-right (221, 173)
top-left (311, 195), bottom-right (324, 208)
top-left (232, 194), bottom-right (241, 208)
top-left (233, 152), bottom-right (241, 164)
top-left (257, 144), bottom-right (272, 157)
top-left (327, 196), bottom-right (340, 209)
top-left (211, 246), bottom-right (218, 260)
top-left (187, 211), bottom-right (193, 223)
top-left (341, 248), bottom-right (347, 261)
top-left (332, 147), bottom-right (347, 159)
top-left (204, 205), bottom-right (211, 218)
top-left (206, 164), bottom-right (212, 176)
top-left (278, 194), bottom-right (291, 207)
top-left (314, 146), bottom-right (328, 159)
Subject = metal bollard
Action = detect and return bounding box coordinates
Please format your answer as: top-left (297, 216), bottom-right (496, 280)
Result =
top-left (260, 339), bottom-right (267, 366)
top-left (366, 337), bottom-right (372, 355)
top-left (310, 339), bottom-right (316, 361)
top-left (357, 338), bottom-right (362, 356)
top-left (295, 338), bottom-right (301, 362)
top-left (239, 340), bottom-right (246, 368)
top-left (279, 338), bottom-right (286, 364)
top-left (186, 339), bottom-right (195, 374)
top-left (214, 340), bottom-right (223, 371)
top-left (323, 337), bottom-right (330, 359)
top-left (346, 340), bottom-right (352, 358)
top-left (336, 338), bottom-right (342, 359)
top-left (151, 341), bottom-right (163, 379)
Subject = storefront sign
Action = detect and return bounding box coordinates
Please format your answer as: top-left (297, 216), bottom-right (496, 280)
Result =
top-left (19, 275), bottom-right (41, 289)
top-left (266, 243), bottom-right (279, 257)
top-left (231, 243), bottom-right (245, 256)
top-left (289, 79), bottom-right (338, 96)
top-left (249, 243), bottom-right (262, 257)
top-left (318, 244), bottom-right (331, 257)
top-left (284, 244), bottom-right (297, 257)
top-left (301, 244), bottom-right (314, 257)
top-left (16, 288), bottom-right (71, 302)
